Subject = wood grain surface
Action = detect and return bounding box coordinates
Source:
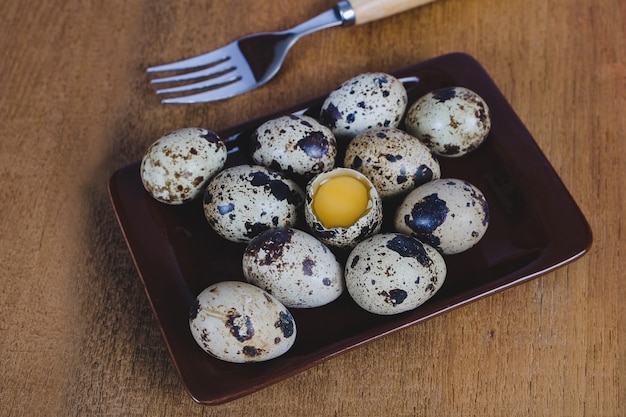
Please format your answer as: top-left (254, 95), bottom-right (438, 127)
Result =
top-left (0, 0), bottom-right (623, 416)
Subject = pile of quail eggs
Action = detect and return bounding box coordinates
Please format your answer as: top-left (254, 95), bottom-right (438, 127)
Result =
top-left (140, 72), bottom-right (492, 363)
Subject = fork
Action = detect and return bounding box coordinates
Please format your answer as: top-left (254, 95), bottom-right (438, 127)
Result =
top-left (147, 0), bottom-right (439, 104)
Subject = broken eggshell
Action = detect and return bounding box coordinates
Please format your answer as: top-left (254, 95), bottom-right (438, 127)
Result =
top-left (304, 168), bottom-right (383, 249)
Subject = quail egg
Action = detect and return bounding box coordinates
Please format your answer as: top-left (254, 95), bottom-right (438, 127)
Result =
top-left (203, 165), bottom-right (305, 243)
top-left (345, 233), bottom-right (447, 315)
top-left (189, 281), bottom-right (296, 363)
top-left (394, 178), bottom-right (490, 255)
top-left (344, 127), bottom-right (441, 199)
top-left (404, 86), bottom-right (491, 157)
top-left (250, 114), bottom-right (337, 178)
top-left (320, 72), bottom-right (408, 140)
top-left (140, 127), bottom-right (227, 204)
top-left (304, 168), bottom-right (383, 248)
top-left (243, 227), bottom-right (344, 308)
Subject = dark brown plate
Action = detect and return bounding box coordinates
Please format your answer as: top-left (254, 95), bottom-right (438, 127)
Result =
top-left (108, 53), bottom-right (592, 405)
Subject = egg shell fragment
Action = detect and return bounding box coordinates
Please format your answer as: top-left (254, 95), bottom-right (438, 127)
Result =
top-left (320, 72), bottom-right (408, 140)
top-left (344, 127), bottom-right (441, 199)
top-left (404, 86), bottom-right (491, 157)
top-left (345, 233), bottom-right (447, 315)
top-left (140, 127), bottom-right (227, 204)
top-left (251, 114), bottom-right (337, 178)
top-left (394, 178), bottom-right (490, 255)
top-left (243, 227), bottom-right (344, 308)
top-left (203, 165), bottom-right (305, 243)
top-left (189, 281), bottom-right (296, 363)
top-left (304, 168), bottom-right (383, 249)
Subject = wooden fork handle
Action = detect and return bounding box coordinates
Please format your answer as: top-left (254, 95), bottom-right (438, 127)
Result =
top-left (349, 0), bottom-right (440, 25)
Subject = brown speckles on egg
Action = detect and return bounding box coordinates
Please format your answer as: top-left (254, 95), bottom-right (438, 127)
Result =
top-left (140, 127), bottom-right (227, 205)
top-left (345, 233), bottom-right (446, 315)
top-left (302, 258), bottom-right (316, 275)
top-left (320, 73), bottom-right (407, 141)
top-left (244, 227), bottom-right (293, 266)
top-left (200, 129), bottom-right (224, 147)
top-left (394, 178), bottom-right (490, 255)
top-left (251, 115), bottom-right (337, 178)
top-left (192, 176), bottom-right (204, 187)
top-left (226, 309), bottom-right (255, 342)
top-left (405, 86), bottom-right (491, 157)
top-left (344, 127), bottom-right (441, 199)
top-left (203, 165), bottom-right (304, 243)
top-left (242, 346), bottom-right (264, 357)
top-left (320, 102), bottom-right (342, 129)
top-left (189, 281), bottom-right (296, 363)
top-left (378, 289), bottom-right (408, 306)
top-left (275, 310), bottom-right (296, 338)
top-left (243, 227), bottom-right (344, 308)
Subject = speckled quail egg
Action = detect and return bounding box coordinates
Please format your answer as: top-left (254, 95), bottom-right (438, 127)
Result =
top-left (243, 227), bottom-right (344, 308)
top-left (189, 281), bottom-right (296, 363)
top-left (203, 165), bottom-right (305, 243)
top-left (250, 114), bottom-right (337, 178)
top-left (394, 178), bottom-right (490, 255)
top-left (320, 72), bottom-right (408, 141)
top-left (404, 86), bottom-right (491, 157)
top-left (140, 127), bottom-right (227, 204)
top-left (345, 233), bottom-right (447, 315)
top-left (304, 168), bottom-right (383, 249)
top-left (344, 127), bottom-right (441, 199)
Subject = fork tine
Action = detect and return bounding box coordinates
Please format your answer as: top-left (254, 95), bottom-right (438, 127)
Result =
top-left (150, 60), bottom-right (236, 84)
top-left (160, 79), bottom-right (254, 104)
top-left (155, 70), bottom-right (240, 95)
top-left (146, 41), bottom-right (237, 73)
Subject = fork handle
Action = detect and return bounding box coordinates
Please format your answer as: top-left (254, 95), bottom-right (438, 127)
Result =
top-left (349, 0), bottom-right (440, 25)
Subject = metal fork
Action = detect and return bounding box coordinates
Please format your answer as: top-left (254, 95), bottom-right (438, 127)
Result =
top-left (148, 0), bottom-right (438, 104)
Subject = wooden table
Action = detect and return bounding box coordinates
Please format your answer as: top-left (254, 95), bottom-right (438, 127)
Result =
top-left (1, 0), bottom-right (623, 415)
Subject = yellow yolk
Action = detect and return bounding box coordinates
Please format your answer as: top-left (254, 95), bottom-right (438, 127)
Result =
top-left (312, 175), bottom-right (369, 228)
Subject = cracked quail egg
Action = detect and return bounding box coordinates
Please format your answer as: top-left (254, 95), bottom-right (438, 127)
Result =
top-left (189, 281), bottom-right (296, 363)
top-left (243, 227), bottom-right (344, 308)
top-left (344, 127), bottom-right (441, 199)
top-left (345, 233), bottom-right (447, 315)
top-left (203, 165), bottom-right (305, 243)
top-left (140, 127), bottom-right (227, 204)
top-left (320, 72), bottom-right (408, 140)
top-left (250, 114), bottom-right (337, 178)
top-left (304, 168), bottom-right (383, 249)
top-left (404, 86), bottom-right (491, 157)
top-left (394, 178), bottom-right (490, 255)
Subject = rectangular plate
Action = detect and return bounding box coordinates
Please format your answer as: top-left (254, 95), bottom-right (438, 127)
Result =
top-left (108, 53), bottom-right (592, 405)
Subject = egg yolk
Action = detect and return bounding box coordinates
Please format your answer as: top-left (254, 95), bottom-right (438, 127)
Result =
top-left (312, 176), bottom-right (369, 228)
